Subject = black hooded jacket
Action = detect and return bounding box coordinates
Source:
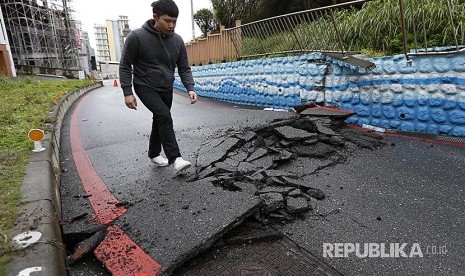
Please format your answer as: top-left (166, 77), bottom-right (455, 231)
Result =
top-left (119, 19), bottom-right (195, 96)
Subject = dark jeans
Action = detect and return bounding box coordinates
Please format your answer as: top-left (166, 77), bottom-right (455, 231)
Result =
top-left (134, 84), bottom-right (181, 164)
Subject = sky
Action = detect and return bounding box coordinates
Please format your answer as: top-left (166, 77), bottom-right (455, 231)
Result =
top-left (71, 0), bottom-right (213, 50)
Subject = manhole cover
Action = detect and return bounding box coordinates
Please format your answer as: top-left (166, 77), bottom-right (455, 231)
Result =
top-left (173, 234), bottom-right (342, 276)
top-left (232, 263), bottom-right (277, 276)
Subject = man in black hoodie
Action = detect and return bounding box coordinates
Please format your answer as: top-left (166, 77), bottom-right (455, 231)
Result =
top-left (119, 0), bottom-right (197, 174)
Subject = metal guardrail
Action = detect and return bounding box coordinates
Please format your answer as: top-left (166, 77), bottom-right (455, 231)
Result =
top-left (398, 0), bottom-right (465, 62)
top-left (226, 0), bottom-right (373, 60)
top-left (186, 0), bottom-right (465, 65)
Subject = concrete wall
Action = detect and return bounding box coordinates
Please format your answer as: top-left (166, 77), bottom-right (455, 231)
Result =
top-left (175, 50), bottom-right (465, 137)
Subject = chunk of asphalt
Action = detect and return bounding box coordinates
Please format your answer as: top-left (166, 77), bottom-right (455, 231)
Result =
top-left (66, 230), bottom-right (107, 265)
top-left (246, 172), bottom-right (265, 182)
top-left (254, 117), bottom-right (297, 133)
top-left (266, 176), bottom-right (287, 186)
top-left (67, 212), bottom-right (88, 223)
top-left (340, 129), bottom-right (384, 149)
top-left (214, 161), bottom-right (237, 173)
top-left (303, 138), bottom-right (319, 145)
top-left (288, 189), bottom-right (303, 197)
top-left (286, 197), bottom-right (311, 214)
top-left (266, 146), bottom-right (281, 154)
top-left (234, 130), bottom-right (257, 142)
top-left (275, 126), bottom-right (318, 141)
top-left (318, 135), bottom-right (347, 147)
top-left (279, 176), bottom-right (326, 200)
top-left (228, 150), bottom-right (249, 162)
top-left (197, 166), bottom-right (217, 179)
top-left (276, 149), bottom-right (293, 162)
top-left (290, 117), bottom-right (318, 132)
top-left (251, 155), bottom-right (275, 170)
top-left (197, 137), bottom-right (240, 169)
top-left (212, 176), bottom-right (241, 191)
top-left (256, 186), bottom-right (295, 195)
top-left (223, 223), bottom-right (283, 245)
top-left (316, 122), bottom-right (337, 136)
top-left (224, 158), bottom-right (241, 168)
top-left (279, 157), bottom-right (333, 176)
top-left (262, 170), bottom-right (297, 178)
top-left (237, 162), bottom-right (259, 174)
top-left (299, 107), bottom-right (356, 119)
top-left (268, 209), bottom-right (294, 221)
top-left (279, 140), bottom-right (294, 147)
top-left (306, 188), bottom-right (326, 200)
top-left (259, 192), bottom-right (285, 213)
top-left (292, 143), bottom-right (336, 158)
top-left (246, 148), bottom-right (268, 162)
top-left (62, 215), bottom-right (105, 247)
top-left (264, 138), bottom-right (276, 147)
top-left (266, 147), bottom-right (293, 163)
top-left (234, 182), bottom-right (258, 194)
top-left (117, 179), bottom-right (262, 276)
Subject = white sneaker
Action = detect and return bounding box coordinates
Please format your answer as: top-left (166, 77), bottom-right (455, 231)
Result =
top-left (173, 157), bottom-right (191, 174)
top-left (151, 155), bottom-right (169, 167)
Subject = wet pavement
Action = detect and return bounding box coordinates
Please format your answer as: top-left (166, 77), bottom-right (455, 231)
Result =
top-left (60, 81), bottom-right (465, 276)
top-left (275, 137), bottom-right (465, 276)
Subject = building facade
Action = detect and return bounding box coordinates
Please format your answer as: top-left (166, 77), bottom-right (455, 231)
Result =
top-left (0, 3), bottom-right (15, 77)
top-left (0, 0), bottom-right (81, 71)
top-left (94, 24), bottom-right (110, 62)
top-left (94, 15), bottom-right (129, 63)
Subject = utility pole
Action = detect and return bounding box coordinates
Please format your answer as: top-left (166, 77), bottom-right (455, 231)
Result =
top-left (190, 0), bottom-right (195, 40)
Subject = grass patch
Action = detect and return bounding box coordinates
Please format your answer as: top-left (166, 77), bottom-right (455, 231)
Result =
top-left (0, 76), bottom-right (94, 272)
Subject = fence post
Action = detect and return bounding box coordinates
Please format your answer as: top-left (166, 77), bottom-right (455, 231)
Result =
top-left (220, 25), bottom-right (225, 61)
top-left (398, 0), bottom-right (411, 63)
top-left (234, 20), bottom-right (242, 60)
top-left (207, 31), bottom-right (211, 63)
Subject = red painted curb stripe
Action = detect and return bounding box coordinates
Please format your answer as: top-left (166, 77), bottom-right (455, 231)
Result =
top-left (347, 124), bottom-right (465, 147)
top-left (70, 94), bottom-right (126, 225)
top-left (70, 92), bottom-right (163, 275)
top-left (94, 225), bottom-right (162, 276)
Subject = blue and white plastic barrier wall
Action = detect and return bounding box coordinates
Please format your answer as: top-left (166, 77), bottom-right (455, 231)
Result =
top-left (175, 50), bottom-right (465, 137)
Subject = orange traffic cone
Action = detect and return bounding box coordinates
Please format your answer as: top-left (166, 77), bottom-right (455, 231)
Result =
top-left (114, 79), bottom-right (118, 87)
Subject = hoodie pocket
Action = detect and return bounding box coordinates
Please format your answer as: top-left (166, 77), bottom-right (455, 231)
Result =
top-left (147, 68), bottom-right (174, 89)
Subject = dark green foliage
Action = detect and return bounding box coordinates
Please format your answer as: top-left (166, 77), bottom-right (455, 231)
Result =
top-left (194, 8), bottom-right (217, 38)
top-left (238, 0), bottom-right (465, 57)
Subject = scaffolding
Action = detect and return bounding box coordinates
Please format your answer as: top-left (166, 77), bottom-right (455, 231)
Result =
top-left (0, 0), bottom-right (81, 69)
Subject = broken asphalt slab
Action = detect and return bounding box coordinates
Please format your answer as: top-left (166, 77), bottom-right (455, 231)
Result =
top-left (60, 86), bottom-right (387, 275)
top-left (59, 88), bottom-right (293, 275)
top-left (116, 178), bottom-right (261, 275)
top-left (190, 114), bottom-right (384, 224)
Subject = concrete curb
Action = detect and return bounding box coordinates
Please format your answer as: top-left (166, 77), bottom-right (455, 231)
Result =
top-left (7, 81), bottom-right (104, 276)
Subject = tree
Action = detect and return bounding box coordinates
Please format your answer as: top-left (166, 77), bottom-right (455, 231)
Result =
top-left (211, 0), bottom-right (262, 28)
top-left (211, 0), bottom-right (358, 27)
top-left (256, 0), bottom-right (357, 20)
top-left (194, 8), bottom-right (217, 37)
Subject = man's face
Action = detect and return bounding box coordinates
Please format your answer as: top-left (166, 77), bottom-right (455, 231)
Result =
top-left (154, 14), bottom-right (177, 35)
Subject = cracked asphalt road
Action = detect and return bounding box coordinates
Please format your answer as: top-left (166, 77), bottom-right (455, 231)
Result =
top-left (61, 82), bottom-right (465, 276)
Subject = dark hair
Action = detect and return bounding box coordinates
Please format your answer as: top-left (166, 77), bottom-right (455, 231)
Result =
top-left (151, 0), bottom-right (179, 17)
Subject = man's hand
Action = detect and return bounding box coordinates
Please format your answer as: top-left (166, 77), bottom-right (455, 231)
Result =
top-left (188, 91), bottom-right (197, 104)
top-left (125, 95), bottom-right (137, 110)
